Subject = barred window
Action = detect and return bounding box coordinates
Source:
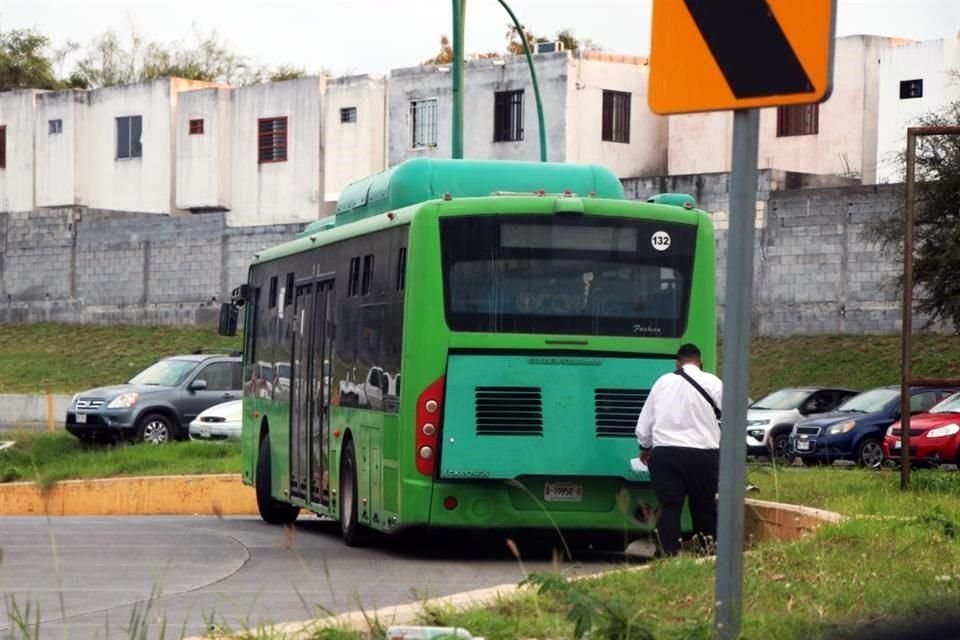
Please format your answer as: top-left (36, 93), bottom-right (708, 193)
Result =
top-left (189, 119), bottom-right (204, 135)
top-left (776, 104), bottom-right (819, 137)
top-left (258, 117), bottom-right (288, 163)
top-left (410, 99), bottom-right (438, 148)
top-left (49, 119), bottom-right (63, 135)
top-left (601, 91), bottom-right (631, 144)
top-left (340, 107), bottom-right (357, 123)
top-left (899, 79), bottom-right (923, 100)
top-left (493, 90), bottom-right (524, 142)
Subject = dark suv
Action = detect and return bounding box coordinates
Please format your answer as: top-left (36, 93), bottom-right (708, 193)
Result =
top-left (65, 354), bottom-right (242, 444)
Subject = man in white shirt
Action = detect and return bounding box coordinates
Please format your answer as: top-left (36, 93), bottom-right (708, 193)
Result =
top-left (635, 343), bottom-right (722, 556)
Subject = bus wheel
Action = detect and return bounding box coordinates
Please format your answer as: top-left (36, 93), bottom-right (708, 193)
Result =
top-left (340, 439), bottom-right (369, 547)
top-left (256, 435), bottom-right (299, 525)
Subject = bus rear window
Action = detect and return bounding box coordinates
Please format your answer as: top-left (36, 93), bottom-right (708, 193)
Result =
top-left (440, 215), bottom-right (696, 337)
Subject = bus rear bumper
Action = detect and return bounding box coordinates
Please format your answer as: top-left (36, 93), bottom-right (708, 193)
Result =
top-left (425, 477), bottom-right (665, 533)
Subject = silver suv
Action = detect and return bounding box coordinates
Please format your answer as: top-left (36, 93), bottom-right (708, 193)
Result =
top-left (65, 354), bottom-right (242, 444)
top-left (746, 387), bottom-right (858, 461)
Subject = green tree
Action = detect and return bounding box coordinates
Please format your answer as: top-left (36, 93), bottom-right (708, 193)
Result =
top-left (268, 66), bottom-right (308, 82)
top-left (505, 23), bottom-right (539, 55)
top-left (0, 29), bottom-right (61, 90)
top-left (555, 28), bottom-right (602, 53)
top-left (868, 95), bottom-right (960, 330)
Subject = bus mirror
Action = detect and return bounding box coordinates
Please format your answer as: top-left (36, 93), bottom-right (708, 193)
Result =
top-left (218, 303), bottom-right (239, 337)
top-left (231, 284), bottom-right (249, 307)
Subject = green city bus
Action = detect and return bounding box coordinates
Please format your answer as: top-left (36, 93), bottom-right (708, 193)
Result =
top-left (220, 158), bottom-right (716, 546)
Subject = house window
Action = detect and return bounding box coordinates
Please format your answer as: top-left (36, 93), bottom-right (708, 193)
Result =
top-left (396, 247), bottom-right (407, 292)
top-left (410, 99), bottom-right (438, 148)
top-left (776, 104), bottom-right (819, 137)
top-left (601, 90), bottom-right (631, 143)
top-left (340, 107), bottom-right (357, 123)
top-left (0, 126), bottom-right (5, 169)
top-left (49, 119), bottom-right (62, 135)
top-left (284, 273), bottom-right (294, 306)
top-left (189, 119), bottom-right (204, 135)
top-left (258, 116), bottom-right (288, 163)
top-left (900, 79), bottom-right (923, 100)
top-left (361, 254), bottom-right (375, 296)
top-left (348, 257), bottom-right (361, 297)
top-left (493, 90), bottom-right (524, 142)
top-left (116, 115), bottom-right (143, 159)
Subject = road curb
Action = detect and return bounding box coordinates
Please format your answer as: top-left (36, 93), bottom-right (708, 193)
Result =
top-left (0, 474), bottom-right (256, 516)
top-left (192, 498), bottom-right (843, 639)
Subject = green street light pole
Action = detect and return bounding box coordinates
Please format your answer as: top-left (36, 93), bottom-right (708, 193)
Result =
top-left (450, 0), bottom-right (548, 162)
top-left (451, 0), bottom-right (466, 159)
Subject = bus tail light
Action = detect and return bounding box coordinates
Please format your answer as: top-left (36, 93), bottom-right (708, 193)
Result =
top-left (416, 376), bottom-right (445, 476)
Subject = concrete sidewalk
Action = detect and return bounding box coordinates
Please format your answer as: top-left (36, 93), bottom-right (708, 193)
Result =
top-left (0, 394), bottom-right (71, 429)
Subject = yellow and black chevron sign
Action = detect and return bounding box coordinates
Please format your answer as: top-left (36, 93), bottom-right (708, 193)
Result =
top-left (649, 0), bottom-right (835, 114)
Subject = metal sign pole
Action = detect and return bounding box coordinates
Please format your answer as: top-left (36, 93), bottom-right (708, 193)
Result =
top-left (714, 108), bottom-right (760, 640)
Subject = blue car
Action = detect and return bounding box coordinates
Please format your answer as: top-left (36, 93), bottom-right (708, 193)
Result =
top-left (790, 386), bottom-right (957, 468)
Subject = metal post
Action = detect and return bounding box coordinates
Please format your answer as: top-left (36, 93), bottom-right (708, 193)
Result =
top-left (714, 109), bottom-right (759, 640)
top-left (496, 0), bottom-right (548, 162)
top-left (451, 0), bottom-right (466, 159)
top-left (901, 130), bottom-right (916, 491)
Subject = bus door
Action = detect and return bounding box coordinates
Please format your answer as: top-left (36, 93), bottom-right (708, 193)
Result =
top-left (290, 276), bottom-right (335, 506)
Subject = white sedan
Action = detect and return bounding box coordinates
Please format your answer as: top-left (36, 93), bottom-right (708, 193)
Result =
top-left (188, 400), bottom-right (242, 441)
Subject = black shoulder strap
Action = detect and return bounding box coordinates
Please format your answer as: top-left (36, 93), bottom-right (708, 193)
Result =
top-left (675, 368), bottom-right (721, 420)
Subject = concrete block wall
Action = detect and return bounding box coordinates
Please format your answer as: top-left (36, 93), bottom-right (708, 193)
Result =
top-left (0, 208), bottom-right (304, 326)
top-left (0, 171), bottom-right (915, 335)
top-left (623, 171), bottom-right (910, 336)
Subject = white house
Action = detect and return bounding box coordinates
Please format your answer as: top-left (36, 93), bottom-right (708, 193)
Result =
top-left (175, 87), bottom-right (234, 212)
top-left (0, 90), bottom-right (43, 212)
top-left (84, 78), bottom-right (222, 214)
top-left (323, 74), bottom-right (387, 202)
top-left (875, 35), bottom-right (960, 183)
top-left (34, 89), bottom-right (86, 208)
top-left (387, 50), bottom-right (667, 178)
top-left (667, 35), bottom-right (906, 184)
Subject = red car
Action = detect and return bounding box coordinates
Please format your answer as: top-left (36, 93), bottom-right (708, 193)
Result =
top-left (883, 392), bottom-right (960, 465)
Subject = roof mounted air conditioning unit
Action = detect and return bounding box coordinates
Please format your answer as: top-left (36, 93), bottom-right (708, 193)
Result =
top-left (534, 41), bottom-right (565, 54)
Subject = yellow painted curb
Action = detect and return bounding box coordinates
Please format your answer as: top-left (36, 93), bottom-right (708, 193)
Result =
top-left (0, 474), bottom-right (257, 516)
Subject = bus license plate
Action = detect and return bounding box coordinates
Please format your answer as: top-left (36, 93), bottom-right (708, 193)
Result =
top-left (544, 481), bottom-right (582, 502)
top-left (76, 413), bottom-right (87, 424)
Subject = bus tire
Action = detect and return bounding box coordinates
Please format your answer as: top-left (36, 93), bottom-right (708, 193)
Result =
top-left (256, 435), bottom-right (299, 525)
top-left (340, 439), bottom-right (369, 547)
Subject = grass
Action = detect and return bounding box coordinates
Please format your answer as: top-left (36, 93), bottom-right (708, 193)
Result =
top-left (0, 323), bottom-right (240, 394)
top-left (395, 467), bottom-right (960, 640)
top-left (745, 334), bottom-right (960, 399)
top-left (0, 431), bottom-right (240, 487)
top-left (0, 324), bottom-right (958, 397)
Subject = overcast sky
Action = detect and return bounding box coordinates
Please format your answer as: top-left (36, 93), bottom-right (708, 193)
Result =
top-left (3, 0), bottom-right (959, 77)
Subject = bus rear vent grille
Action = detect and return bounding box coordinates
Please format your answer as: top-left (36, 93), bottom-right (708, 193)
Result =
top-left (475, 386), bottom-right (543, 436)
top-left (595, 389), bottom-right (648, 437)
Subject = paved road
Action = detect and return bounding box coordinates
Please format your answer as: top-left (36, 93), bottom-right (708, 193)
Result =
top-left (0, 516), bottom-right (627, 639)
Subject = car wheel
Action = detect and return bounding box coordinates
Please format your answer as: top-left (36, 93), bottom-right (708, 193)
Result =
top-left (136, 413), bottom-right (175, 445)
top-left (857, 439), bottom-right (884, 469)
top-left (340, 439), bottom-right (369, 547)
top-left (255, 435), bottom-right (299, 525)
top-left (771, 434), bottom-right (794, 465)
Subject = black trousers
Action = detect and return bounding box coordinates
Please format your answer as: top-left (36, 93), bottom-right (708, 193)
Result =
top-left (648, 446), bottom-right (720, 555)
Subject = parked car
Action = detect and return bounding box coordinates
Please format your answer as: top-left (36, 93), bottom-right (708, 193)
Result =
top-left (746, 387), bottom-right (858, 461)
top-left (790, 385), bottom-right (956, 468)
top-left (189, 400), bottom-right (242, 441)
top-left (883, 391), bottom-right (960, 466)
top-left (66, 353), bottom-right (242, 444)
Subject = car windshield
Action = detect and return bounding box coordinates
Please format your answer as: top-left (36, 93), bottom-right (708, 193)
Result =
top-left (931, 392), bottom-right (960, 414)
top-left (836, 388), bottom-right (899, 414)
top-left (750, 389), bottom-right (810, 410)
top-left (129, 359), bottom-right (198, 386)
